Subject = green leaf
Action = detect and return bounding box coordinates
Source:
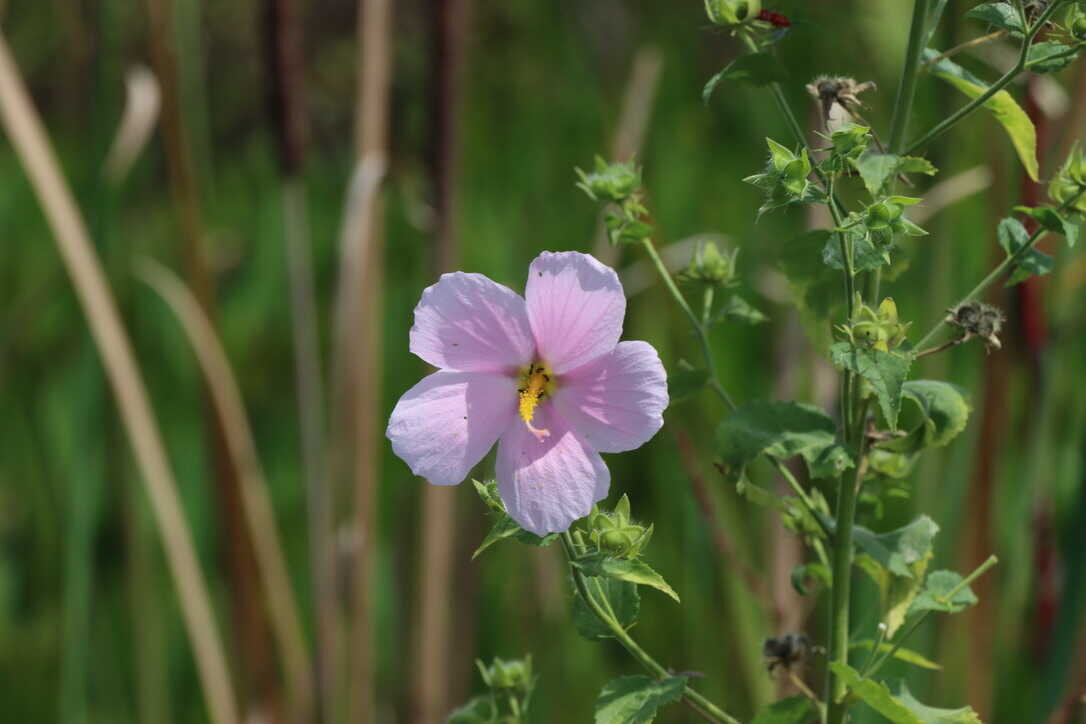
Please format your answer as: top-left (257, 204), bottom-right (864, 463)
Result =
top-left (472, 480), bottom-right (557, 557)
top-left (885, 381), bottom-right (972, 454)
top-left (718, 294), bottom-right (769, 324)
top-left (716, 400), bottom-right (853, 481)
top-left (896, 156), bottom-right (939, 176)
top-left (574, 553), bottom-right (680, 602)
top-left (908, 570), bottom-right (979, 615)
top-left (995, 215), bottom-right (1052, 285)
top-left (751, 696), bottom-right (817, 724)
top-left (1007, 249), bottom-right (1053, 286)
top-left (791, 562), bottom-right (831, 596)
top-left (573, 577), bottom-right (640, 641)
top-left (830, 663), bottom-right (921, 723)
top-left (594, 675), bottom-right (688, 724)
top-left (852, 515), bottom-right (940, 579)
top-left (996, 216), bottom-right (1030, 253)
top-left (1014, 205), bottom-right (1079, 248)
top-left (895, 681), bottom-right (982, 724)
top-left (830, 343), bottom-right (912, 429)
top-left (964, 2), bottom-right (1025, 33)
top-left (924, 49), bottom-right (1038, 180)
top-left (823, 231), bottom-right (890, 274)
top-left (703, 52), bottom-right (789, 103)
top-left (1026, 41), bottom-right (1078, 74)
top-left (852, 153), bottom-right (903, 197)
top-left (447, 695), bottom-right (496, 724)
top-left (668, 366), bottom-right (710, 403)
top-left (851, 641), bottom-right (941, 670)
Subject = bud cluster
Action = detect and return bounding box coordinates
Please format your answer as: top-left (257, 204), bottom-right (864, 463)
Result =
top-left (1049, 142), bottom-right (1086, 215)
top-left (744, 138), bottom-right (824, 215)
top-left (586, 495), bottom-right (654, 559)
top-left (477, 655), bottom-right (535, 696)
top-left (677, 241), bottom-right (740, 289)
top-left (838, 295), bottom-right (911, 352)
top-left (575, 157), bottom-right (654, 246)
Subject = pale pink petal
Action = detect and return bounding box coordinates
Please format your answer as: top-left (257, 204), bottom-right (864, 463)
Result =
top-left (552, 341), bottom-right (668, 453)
top-left (524, 251), bottom-right (625, 374)
top-left (496, 404), bottom-right (609, 535)
top-left (387, 370), bottom-right (517, 486)
top-left (410, 272), bottom-right (535, 373)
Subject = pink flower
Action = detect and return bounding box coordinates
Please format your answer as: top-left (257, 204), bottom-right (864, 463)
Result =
top-left (387, 251), bottom-right (668, 535)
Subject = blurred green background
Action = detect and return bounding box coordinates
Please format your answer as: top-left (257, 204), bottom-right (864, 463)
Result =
top-left (1, 0), bottom-right (1085, 722)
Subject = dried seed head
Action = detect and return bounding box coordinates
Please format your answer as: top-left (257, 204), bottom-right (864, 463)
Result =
top-left (806, 76), bottom-right (877, 130)
top-left (946, 302), bottom-right (1006, 351)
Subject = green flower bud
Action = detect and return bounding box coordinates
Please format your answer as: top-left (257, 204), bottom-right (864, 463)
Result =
top-left (586, 495), bottom-right (654, 558)
top-left (704, 0), bottom-right (761, 25)
top-left (575, 157), bottom-right (642, 203)
top-left (1050, 142), bottom-right (1086, 215)
top-left (477, 656), bottom-right (534, 693)
top-left (839, 295), bottom-right (911, 351)
top-left (678, 241), bottom-right (739, 288)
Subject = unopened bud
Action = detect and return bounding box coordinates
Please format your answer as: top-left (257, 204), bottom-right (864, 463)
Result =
top-left (477, 656), bottom-right (534, 694)
top-left (575, 157), bottom-right (642, 203)
top-left (587, 495), bottom-right (654, 558)
top-left (1050, 143), bottom-right (1086, 215)
top-left (678, 241), bottom-right (739, 288)
top-left (704, 0), bottom-right (762, 26)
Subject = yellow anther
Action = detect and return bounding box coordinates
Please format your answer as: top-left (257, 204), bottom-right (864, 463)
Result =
top-left (517, 363), bottom-right (554, 440)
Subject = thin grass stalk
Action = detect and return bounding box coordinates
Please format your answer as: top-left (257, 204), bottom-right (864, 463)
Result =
top-left (0, 29), bottom-right (239, 724)
top-left (262, 1), bottom-right (326, 719)
top-left (145, 0), bottom-right (275, 704)
top-left (136, 259), bottom-right (315, 724)
top-left (332, 1), bottom-right (395, 720)
top-left (592, 46), bottom-right (663, 265)
top-left (415, 0), bottom-right (473, 719)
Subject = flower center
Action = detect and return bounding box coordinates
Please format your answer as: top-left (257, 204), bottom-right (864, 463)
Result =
top-left (517, 362), bottom-right (556, 440)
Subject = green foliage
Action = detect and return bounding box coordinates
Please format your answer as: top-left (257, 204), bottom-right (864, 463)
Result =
top-left (1049, 142), bottom-right (1086, 215)
top-left (1026, 41), bottom-right (1081, 73)
top-left (677, 240), bottom-right (739, 288)
top-left (593, 675), bottom-right (688, 724)
top-left (703, 52), bottom-right (789, 103)
top-left (472, 480), bottom-right (558, 558)
top-left (573, 553), bottom-right (680, 602)
top-left (850, 641), bottom-right (940, 670)
top-left (586, 495), bottom-right (654, 559)
top-left (850, 153), bottom-right (937, 198)
top-left (882, 381), bottom-right (972, 455)
top-left (1013, 205), bottom-right (1079, 247)
top-left (830, 343), bottom-right (912, 429)
top-left (965, 2), bottom-right (1025, 34)
top-left (716, 294), bottom-right (769, 324)
top-left (853, 516), bottom-right (939, 579)
top-left (996, 217), bottom-right (1052, 286)
top-left (716, 400), bottom-right (853, 480)
top-left (450, 655), bottom-right (537, 723)
top-left (750, 696), bottom-right (817, 724)
top-left (895, 682), bottom-right (982, 724)
top-left (573, 578), bottom-right (641, 641)
top-left (908, 570), bottom-right (979, 615)
top-left (830, 665), bottom-right (982, 724)
top-left (744, 138), bottom-right (826, 216)
top-left (923, 49), bottom-right (1039, 180)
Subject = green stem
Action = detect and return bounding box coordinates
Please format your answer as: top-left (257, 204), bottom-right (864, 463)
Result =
top-left (865, 555), bottom-right (998, 679)
top-left (825, 443), bottom-right (869, 724)
top-left (639, 238), bottom-right (736, 409)
top-left (903, 0), bottom-right (1063, 156)
top-left (559, 534), bottom-right (741, 724)
top-left (915, 188), bottom-right (1086, 352)
top-left (888, 0), bottom-right (931, 154)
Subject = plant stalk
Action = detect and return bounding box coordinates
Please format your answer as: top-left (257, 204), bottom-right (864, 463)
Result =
top-left (904, 0), bottom-right (1064, 156)
top-left (559, 534), bottom-right (741, 724)
top-left (915, 187), bottom-right (1086, 351)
